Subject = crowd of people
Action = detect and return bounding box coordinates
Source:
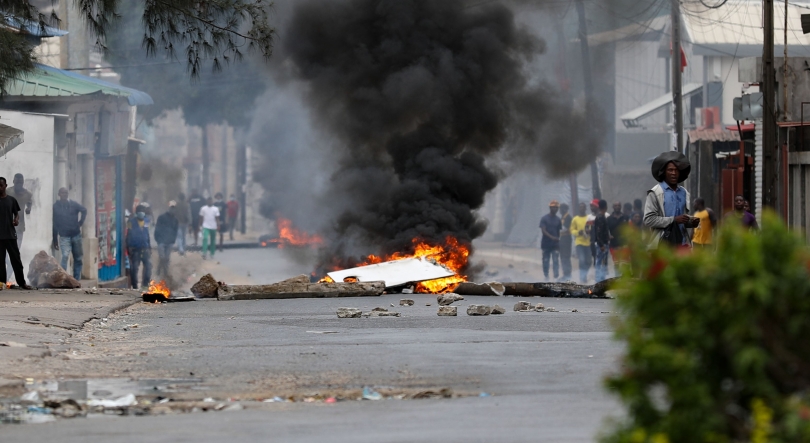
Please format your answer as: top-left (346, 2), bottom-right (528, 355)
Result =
top-left (126, 191), bottom-right (240, 289)
top-left (539, 151), bottom-right (760, 284)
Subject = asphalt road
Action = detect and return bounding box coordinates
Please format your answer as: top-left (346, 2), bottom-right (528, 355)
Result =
top-left (3, 248), bottom-right (625, 443)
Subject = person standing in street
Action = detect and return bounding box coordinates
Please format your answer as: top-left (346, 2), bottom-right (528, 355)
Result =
top-left (126, 204), bottom-right (152, 289)
top-left (587, 199), bottom-right (599, 263)
top-left (0, 177), bottom-right (33, 289)
top-left (226, 194), bottom-right (239, 241)
top-left (188, 190), bottom-right (204, 247)
top-left (692, 198), bottom-right (716, 249)
top-left (726, 195), bottom-right (758, 230)
top-left (199, 197), bottom-right (220, 260)
top-left (539, 200), bottom-right (562, 281)
top-left (52, 188), bottom-right (87, 280)
top-left (154, 201), bottom-right (180, 277)
top-left (6, 173), bottom-right (32, 281)
top-left (593, 200), bottom-right (611, 282)
top-left (174, 193), bottom-right (190, 255)
top-left (214, 193), bottom-right (227, 248)
top-left (606, 201), bottom-right (629, 277)
top-left (558, 203), bottom-right (573, 281)
top-left (569, 203), bottom-right (591, 283)
top-left (644, 152), bottom-right (699, 250)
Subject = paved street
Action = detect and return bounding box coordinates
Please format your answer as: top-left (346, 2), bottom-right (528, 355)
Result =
top-left (2, 248), bottom-right (624, 442)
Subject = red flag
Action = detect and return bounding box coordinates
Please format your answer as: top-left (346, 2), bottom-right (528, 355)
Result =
top-left (670, 43), bottom-right (688, 72)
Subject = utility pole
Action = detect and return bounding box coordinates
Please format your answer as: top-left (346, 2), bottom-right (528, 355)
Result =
top-left (575, 0), bottom-right (602, 199)
top-left (671, 0), bottom-right (684, 153)
top-left (763, 0), bottom-right (777, 208)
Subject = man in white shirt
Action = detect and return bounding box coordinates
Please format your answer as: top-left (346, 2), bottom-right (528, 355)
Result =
top-left (199, 197), bottom-right (220, 259)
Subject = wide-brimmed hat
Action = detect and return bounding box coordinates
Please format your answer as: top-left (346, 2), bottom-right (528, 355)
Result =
top-left (651, 151), bottom-right (691, 182)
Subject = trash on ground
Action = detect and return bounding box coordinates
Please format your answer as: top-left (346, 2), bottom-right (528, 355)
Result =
top-left (399, 299), bottom-right (415, 306)
top-left (361, 387), bottom-right (383, 400)
top-left (86, 393), bottom-right (137, 408)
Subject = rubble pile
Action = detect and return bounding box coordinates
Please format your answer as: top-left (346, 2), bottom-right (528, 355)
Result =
top-left (27, 251), bottom-right (80, 289)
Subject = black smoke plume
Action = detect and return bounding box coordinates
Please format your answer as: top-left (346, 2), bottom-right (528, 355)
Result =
top-left (282, 0), bottom-right (599, 267)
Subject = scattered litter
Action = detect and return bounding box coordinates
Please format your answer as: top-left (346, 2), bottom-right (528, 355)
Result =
top-left (401, 288), bottom-right (414, 294)
top-left (324, 397), bottom-right (337, 404)
top-left (546, 307), bottom-right (558, 312)
top-left (263, 396), bottom-right (285, 403)
top-left (126, 324), bottom-right (139, 329)
top-left (479, 392), bottom-right (491, 397)
top-left (86, 393), bottom-right (137, 408)
top-left (20, 391), bottom-right (40, 402)
top-left (203, 397), bottom-right (216, 403)
top-left (411, 388), bottom-right (453, 399)
top-left (0, 341), bottom-right (27, 347)
top-left (362, 387), bottom-right (383, 401)
top-left (399, 299), bottom-right (415, 306)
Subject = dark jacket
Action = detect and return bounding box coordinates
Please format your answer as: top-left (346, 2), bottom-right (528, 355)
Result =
top-left (594, 213), bottom-right (610, 247)
top-left (154, 211), bottom-right (179, 245)
top-left (53, 200), bottom-right (87, 239)
top-left (126, 219), bottom-right (151, 249)
top-left (174, 200), bottom-right (190, 225)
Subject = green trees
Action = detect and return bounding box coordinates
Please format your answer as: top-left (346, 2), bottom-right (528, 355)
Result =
top-left (0, 0), bottom-right (274, 94)
top-left (604, 214), bottom-right (810, 443)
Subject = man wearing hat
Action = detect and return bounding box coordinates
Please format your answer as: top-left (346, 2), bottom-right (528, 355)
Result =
top-left (154, 201), bottom-right (180, 278)
top-left (539, 200), bottom-right (563, 281)
top-left (644, 152), bottom-right (700, 249)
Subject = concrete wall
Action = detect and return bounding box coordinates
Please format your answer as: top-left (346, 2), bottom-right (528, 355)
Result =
top-left (0, 111), bottom-right (56, 267)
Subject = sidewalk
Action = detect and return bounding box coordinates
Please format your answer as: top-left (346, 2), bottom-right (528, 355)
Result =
top-left (0, 289), bottom-right (140, 392)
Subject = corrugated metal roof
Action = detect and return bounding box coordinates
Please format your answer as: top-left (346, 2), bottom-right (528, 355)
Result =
top-left (687, 129), bottom-right (741, 143)
top-left (0, 123), bottom-right (23, 156)
top-left (683, 2), bottom-right (810, 57)
top-left (620, 83), bottom-right (703, 128)
top-left (4, 64), bottom-right (153, 106)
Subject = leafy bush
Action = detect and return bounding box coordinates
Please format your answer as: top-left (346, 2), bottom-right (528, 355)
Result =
top-left (603, 213), bottom-right (810, 443)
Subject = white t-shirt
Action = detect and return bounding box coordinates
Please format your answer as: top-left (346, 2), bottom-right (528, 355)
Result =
top-left (200, 205), bottom-right (220, 230)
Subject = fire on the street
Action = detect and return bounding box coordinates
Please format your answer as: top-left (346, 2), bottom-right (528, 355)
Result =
top-left (264, 217), bottom-right (324, 248)
top-left (142, 280), bottom-right (171, 303)
top-left (320, 237), bottom-right (469, 294)
top-left (5, 282), bottom-right (11, 289)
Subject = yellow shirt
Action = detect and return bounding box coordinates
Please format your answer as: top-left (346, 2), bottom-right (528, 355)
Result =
top-left (692, 209), bottom-right (713, 245)
top-left (570, 215), bottom-right (590, 247)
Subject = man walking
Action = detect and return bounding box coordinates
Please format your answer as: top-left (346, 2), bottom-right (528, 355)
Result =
top-left (569, 203), bottom-right (591, 283)
top-left (539, 200), bottom-right (562, 281)
top-left (126, 204), bottom-right (152, 289)
top-left (188, 190), bottom-right (204, 246)
top-left (6, 173), bottom-right (32, 281)
top-left (607, 201), bottom-right (629, 276)
top-left (174, 193), bottom-right (190, 255)
top-left (199, 197), bottom-right (220, 260)
top-left (558, 203), bottom-right (573, 281)
top-left (0, 177), bottom-right (33, 289)
top-left (692, 198), bottom-right (716, 249)
top-left (52, 188), bottom-right (87, 280)
top-left (226, 194), bottom-right (239, 241)
top-left (644, 152), bottom-right (699, 250)
top-left (154, 201), bottom-right (179, 277)
top-left (593, 200), bottom-right (611, 282)
top-left (214, 193), bottom-right (227, 248)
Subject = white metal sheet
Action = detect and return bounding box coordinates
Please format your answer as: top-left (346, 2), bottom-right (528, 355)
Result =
top-left (328, 257), bottom-right (455, 288)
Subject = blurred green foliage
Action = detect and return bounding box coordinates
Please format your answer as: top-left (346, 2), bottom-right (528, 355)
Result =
top-left (603, 213), bottom-right (810, 443)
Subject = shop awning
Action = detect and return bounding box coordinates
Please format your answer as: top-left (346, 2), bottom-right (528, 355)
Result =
top-left (620, 83), bottom-right (703, 128)
top-left (3, 64), bottom-right (153, 106)
top-left (0, 123), bottom-right (24, 156)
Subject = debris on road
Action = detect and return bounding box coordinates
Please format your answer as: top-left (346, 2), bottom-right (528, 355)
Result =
top-left (190, 274), bottom-right (220, 298)
top-left (337, 307), bottom-right (362, 318)
top-left (437, 306), bottom-right (457, 316)
top-left (514, 301), bottom-right (531, 311)
top-left (437, 293), bottom-right (464, 306)
top-left (546, 307), bottom-right (558, 312)
top-left (491, 305), bottom-right (505, 315)
top-left (399, 299), bottom-right (415, 306)
top-left (501, 278), bottom-right (618, 298)
top-left (466, 305), bottom-right (492, 316)
top-left (86, 393), bottom-right (137, 408)
top-left (535, 303), bottom-right (545, 312)
top-left (327, 257), bottom-right (455, 289)
top-left (217, 275), bottom-right (385, 300)
top-left (363, 308), bottom-right (401, 317)
top-left (454, 282), bottom-right (505, 296)
top-left (361, 387), bottom-right (383, 401)
top-left (27, 251), bottom-right (81, 289)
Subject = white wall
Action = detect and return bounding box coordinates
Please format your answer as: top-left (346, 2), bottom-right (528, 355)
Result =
top-left (0, 111), bottom-right (56, 268)
top-left (709, 56), bottom-right (746, 126)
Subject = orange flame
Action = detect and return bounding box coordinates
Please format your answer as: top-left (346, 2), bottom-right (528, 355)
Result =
top-left (360, 236), bottom-right (469, 294)
top-left (5, 282), bottom-right (11, 289)
top-left (144, 280), bottom-right (171, 303)
top-left (271, 218), bottom-right (324, 249)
